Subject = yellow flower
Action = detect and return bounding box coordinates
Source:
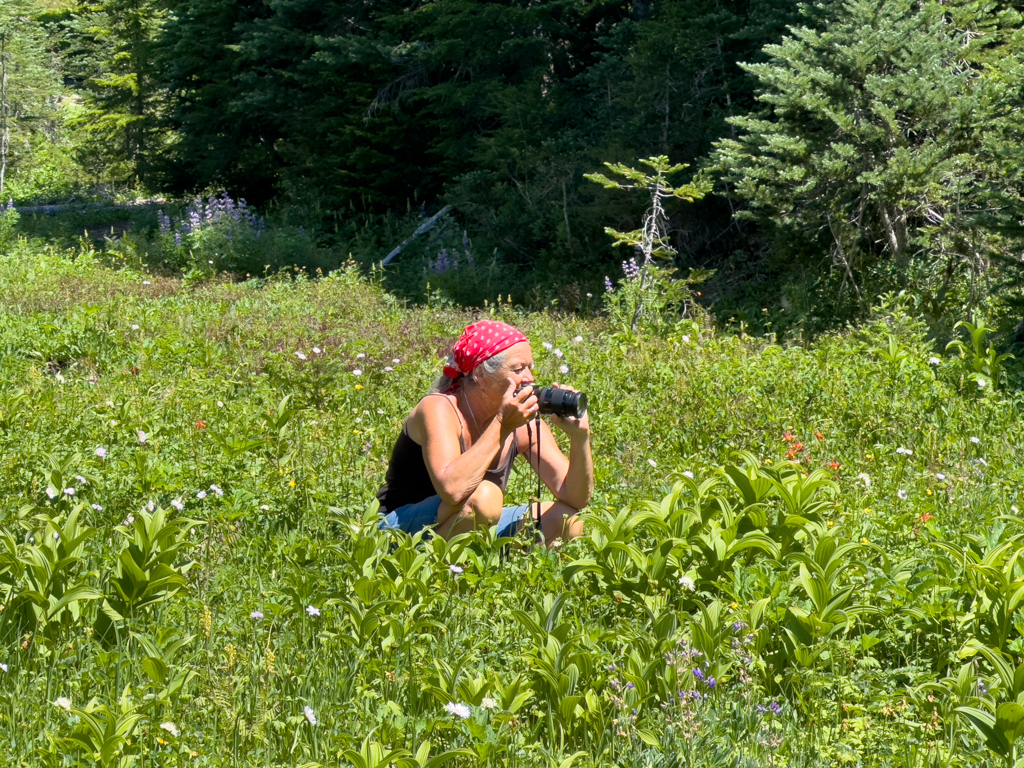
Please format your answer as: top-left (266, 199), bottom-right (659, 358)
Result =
top-left (730, 602), bottom-right (739, 610)
top-left (289, 480), bottom-right (296, 488)
top-left (866, 453), bottom-right (874, 460)
top-left (863, 508), bottom-right (872, 515)
top-left (355, 385), bottom-right (364, 390)
top-left (828, 520), bottom-right (834, 527)
top-left (861, 537), bottom-right (870, 544)
top-left (157, 737), bottom-right (168, 746)
top-left (926, 489), bottom-right (933, 496)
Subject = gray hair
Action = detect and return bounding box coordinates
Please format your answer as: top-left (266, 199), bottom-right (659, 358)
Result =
top-left (431, 348), bottom-right (513, 394)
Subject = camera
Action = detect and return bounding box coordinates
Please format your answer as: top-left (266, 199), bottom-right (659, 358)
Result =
top-left (517, 384), bottom-right (589, 420)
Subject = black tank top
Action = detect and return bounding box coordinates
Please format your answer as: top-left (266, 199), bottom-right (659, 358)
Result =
top-left (376, 397), bottom-right (518, 515)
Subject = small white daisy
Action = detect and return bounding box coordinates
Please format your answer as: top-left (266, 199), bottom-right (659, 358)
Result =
top-left (304, 706), bottom-right (317, 726)
top-left (306, 606), bottom-right (320, 617)
top-left (445, 702), bottom-right (471, 718)
top-left (160, 722), bottom-right (180, 738)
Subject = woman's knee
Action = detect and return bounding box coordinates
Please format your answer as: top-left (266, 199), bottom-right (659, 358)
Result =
top-left (466, 480), bottom-right (504, 522)
top-left (541, 501), bottom-right (584, 542)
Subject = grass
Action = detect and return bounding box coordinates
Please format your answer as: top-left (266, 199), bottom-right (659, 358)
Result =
top-left (0, 238), bottom-right (1023, 766)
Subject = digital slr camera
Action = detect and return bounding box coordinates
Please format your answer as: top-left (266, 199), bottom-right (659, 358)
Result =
top-left (517, 384), bottom-right (588, 420)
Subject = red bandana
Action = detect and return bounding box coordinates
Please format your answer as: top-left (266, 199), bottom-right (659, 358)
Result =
top-left (443, 320), bottom-right (528, 380)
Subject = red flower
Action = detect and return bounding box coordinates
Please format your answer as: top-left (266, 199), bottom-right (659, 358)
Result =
top-left (917, 512), bottom-right (934, 524)
top-left (815, 430), bottom-right (824, 441)
top-left (828, 461), bottom-right (841, 470)
top-left (783, 432), bottom-right (796, 443)
top-left (195, 420), bottom-right (207, 430)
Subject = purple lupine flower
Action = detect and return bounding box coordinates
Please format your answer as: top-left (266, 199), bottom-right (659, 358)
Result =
top-left (693, 668), bottom-right (705, 682)
top-left (707, 677), bottom-right (717, 688)
top-left (769, 700), bottom-right (782, 714)
top-left (604, 276), bottom-right (614, 292)
top-left (625, 682), bottom-right (635, 690)
top-left (978, 680), bottom-right (989, 695)
top-left (622, 257), bottom-right (641, 280)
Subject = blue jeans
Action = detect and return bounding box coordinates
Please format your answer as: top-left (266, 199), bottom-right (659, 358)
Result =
top-left (379, 495), bottom-right (530, 538)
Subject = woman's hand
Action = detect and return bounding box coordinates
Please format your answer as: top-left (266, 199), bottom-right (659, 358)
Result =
top-left (546, 383), bottom-right (590, 437)
top-left (497, 377), bottom-right (538, 434)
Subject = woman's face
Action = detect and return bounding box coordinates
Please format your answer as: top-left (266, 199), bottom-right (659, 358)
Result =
top-left (473, 341), bottom-right (534, 401)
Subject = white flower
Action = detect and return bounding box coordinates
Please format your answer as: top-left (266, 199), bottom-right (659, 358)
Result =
top-left (896, 447), bottom-right (912, 456)
top-left (142, 280), bottom-right (151, 285)
top-left (92, 504), bottom-right (103, 511)
top-left (683, 471), bottom-right (695, 479)
top-left (450, 564), bottom-right (464, 575)
top-left (1013, 505), bottom-right (1020, 513)
top-left (392, 358), bottom-right (401, 364)
top-left (171, 499), bottom-right (184, 511)
top-left (648, 458), bottom-right (657, 468)
top-left (897, 490), bottom-right (908, 500)
top-left (147, 500), bottom-right (155, 511)
top-left (977, 458), bottom-right (989, 467)
top-left (313, 347), bottom-right (321, 354)
top-left (0, 663), bottom-right (7, 673)
top-left (481, 697), bottom-right (498, 710)
top-left (196, 491), bottom-right (207, 499)
top-left (573, 336), bottom-right (583, 343)
top-left (445, 702), bottom-right (471, 718)
top-left (977, 378), bottom-right (987, 389)
top-left (160, 722), bottom-right (180, 738)
top-left (46, 487), bottom-right (57, 499)
top-left (304, 706), bottom-right (317, 726)
top-left (53, 532), bottom-right (60, 542)
top-left (356, 352), bottom-right (365, 359)
top-left (217, 401), bottom-right (224, 407)
top-left (936, 473), bottom-right (945, 481)
top-left (559, 365), bottom-right (569, 374)
top-left (76, 475), bottom-right (88, 485)
top-left (353, 369), bottom-right (362, 376)
top-left (210, 484), bottom-right (223, 496)
top-left (384, 367), bottom-right (393, 372)
top-left (124, 515), bottom-right (135, 525)
top-left (306, 605), bottom-right (320, 617)
top-left (64, 487), bottom-right (75, 496)
top-left (554, 349), bottom-right (563, 358)
top-left (131, 324), bottom-right (140, 330)
top-left (54, 697), bottom-right (72, 711)
top-left (928, 356), bottom-right (941, 365)
top-left (260, 504), bottom-right (269, 511)
top-left (296, 352), bottom-right (307, 360)
top-left (138, 431), bottom-right (147, 443)
top-left (679, 575), bottom-right (696, 592)
top-left (970, 437), bottom-right (980, 444)
top-left (682, 335), bottom-right (691, 343)
top-left (250, 611), bottom-right (264, 621)
top-left (95, 447), bottom-right (107, 458)
top-left (542, 342), bottom-right (553, 350)
top-left (857, 473), bottom-right (871, 488)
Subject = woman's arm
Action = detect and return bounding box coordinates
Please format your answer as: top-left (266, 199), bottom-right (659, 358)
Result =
top-left (518, 417), bottom-right (593, 510)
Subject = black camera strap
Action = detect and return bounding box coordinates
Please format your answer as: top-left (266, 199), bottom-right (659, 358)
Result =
top-left (525, 413), bottom-right (543, 546)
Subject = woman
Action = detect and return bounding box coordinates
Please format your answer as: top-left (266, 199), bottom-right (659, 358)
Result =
top-left (377, 320), bottom-right (592, 544)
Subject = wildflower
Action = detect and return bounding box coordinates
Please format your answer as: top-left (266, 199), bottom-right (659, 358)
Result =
top-left (928, 356), bottom-right (941, 365)
top-left (92, 504), bottom-right (103, 511)
top-left (977, 378), bottom-right (987, 389)
top-left (217, 401), bottom-right (224, 407)
top-left (356, 353), bottom-right (365, 359)
top-left (926, 488), bottom-right (933, 496)
top-left (306, 606), bottom-right (320, 617)
top-left (384, 366), bottom-right (393, 372)
top-left (250, 611), bottom-right (264, 621)
top-left (46, 488), bottom-right (57, 499)
top-left (76, 475), bottom-right (88, 485)
top-left (131, 324), bottom-right (140, 330)
top-left (449, 564), bottom-right (464, 575)
top-left (896, 447), bottom-right (912, 456)
top-left (648, 458), bottom-right (657, 468)
top-left (683, 470), bottom-right (694, 479)
top-left (210, 484), bottom-right (223, 496)
top-left (679, 575), bottom-right (696, 591)
top-left (815, 431), bottom-right (824, 441)
top-left (573, 336), bottom-right (583, 343)
top-left (936, 473), bottom-right (946, 481)
top-left (138, 431), bottom-right (147, 443)
top-left (196, 491), bottom-right (207, 499)
top-left (171, 499), bottom-right (184, 511)
top-left (861, 537), bottom-right (870, 544)
top-left (783, 431), bottom-right (796, 442)
top-left (977, 458), bottom-right (989, 467)
top-left (445, 702), bottom-right (471, 718)
top-left (858, 473), bottom-right (871, 488)
top-left (481, 697), bottom-right (498, 710)
top-left (693, 668), bottom-right (705, 682)
top-left (296, 352), bottom-right (307, 360)
top-left (1013, 506), bottom-right (1020, 514)
top-left (559, 365), bottom-right (569, 374)
top-left (625, 682), bottom-right (635, 690)
top-left (96, 447), bottom-right (107, 458)
top-left (554, 349), bottom-right (563, 358)
top-left (289, 480), bottom-right (296, 488)
top-left (147, 500), bottom-right (155, 511)
top-left (304, 706), bottom-right (317, 726)
top-left (978, 681), bottom-right (988, 696)
top-left (353, 369), bottom-right (362, 376)
top-left (54, 697), bottom-right (72, 711)
top-left (828, 461), bottom-right (841, 469)
top-left (605, 276), bottom-right (614, 292)
top-left (260, 504), bottom-right (270, 510)
top-left (53, 532), bottom-right (60, 542)
top-left (770, 700), bottom-right (783, 715)
top-left (681, 335), bottom-right (691, 343)
top-left (0, 663), bottom-right (6, 673)
top-left (142, 280), bottom-right (151, 285)
top-left (393, 358), bottom-right (401, 364)
top-left (313, 347), bottom-right (322, 354)
top-left (123, 515), bottom-right (135, 526)
top-left (64, 488), bottom-right (75, 496)
top-left (707, 677), bottom-right (717, 688)
top-left (195, 420), bottom-right (206, 429)
top-left (160, 722), bottom-right (180, 738)
top-left (897, 490), bottom-right (908, 500)
top-left (918, 512), bottom-right (934, 523)
top-left (866, 453), bottom-right (874, 460)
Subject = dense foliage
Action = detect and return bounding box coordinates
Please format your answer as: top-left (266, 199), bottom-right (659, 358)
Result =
top-left (2, 238), bottom-right (1024, 765)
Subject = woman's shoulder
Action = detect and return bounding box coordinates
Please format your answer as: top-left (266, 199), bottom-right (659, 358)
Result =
top-left (408, 393), bottom-right (459, 442)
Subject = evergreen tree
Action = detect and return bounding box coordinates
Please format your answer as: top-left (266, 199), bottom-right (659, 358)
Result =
top-left (712, 0), bottom-right (1024, 315)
